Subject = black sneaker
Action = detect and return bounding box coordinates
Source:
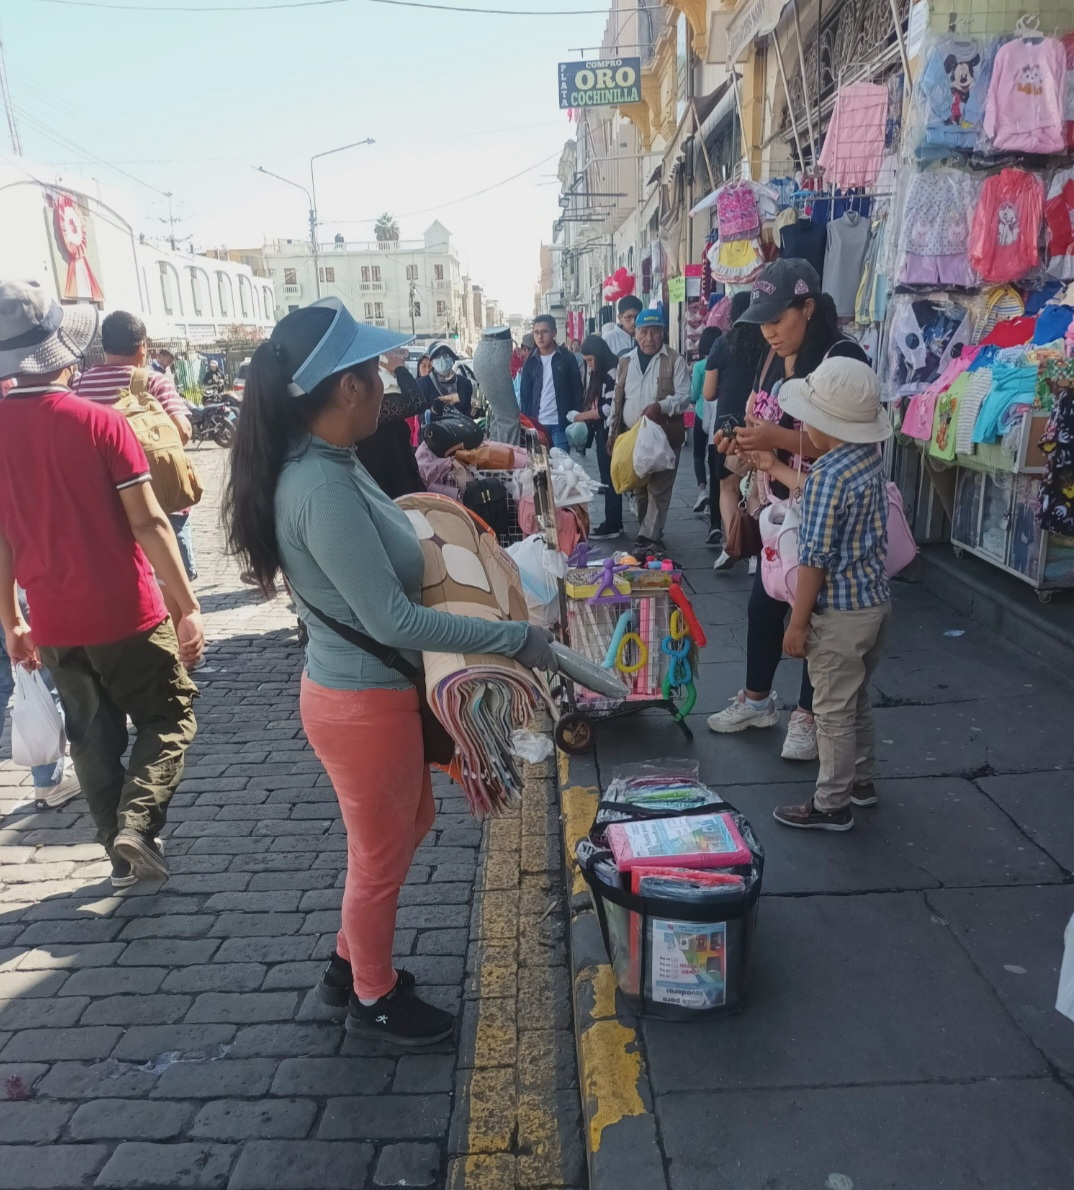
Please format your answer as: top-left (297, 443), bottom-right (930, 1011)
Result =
top-left (110, 856), bottom-right (138, 889)
top-left (317, 951), bottom-right (416, 1008)
top-left (590, 524), bottom-right (623, 540)
top-left (851, 783), bottom-right (878, 807)
top-left (706, 526), bottom-right (724, 547)
top-left (113, 829), bottom-right (170, 881)
top-left (346, 977), bottom-right (454, 1046)
top-left (772, 798), bottom-right (854, 832)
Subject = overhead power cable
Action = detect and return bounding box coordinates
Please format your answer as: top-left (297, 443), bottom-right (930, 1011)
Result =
top-left (36, 0), bottom-right (608, 15)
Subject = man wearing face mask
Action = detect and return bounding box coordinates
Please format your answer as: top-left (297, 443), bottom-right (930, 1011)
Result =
top-left (419, 340), bottom-right (473, 417)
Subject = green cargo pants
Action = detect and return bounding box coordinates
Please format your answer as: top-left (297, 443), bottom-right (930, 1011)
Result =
top-left (39, 619), bottom-right (198, 849)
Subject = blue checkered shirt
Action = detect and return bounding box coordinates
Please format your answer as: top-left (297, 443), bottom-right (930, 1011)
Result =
top-left (797, 443), bottom-right (889, 611)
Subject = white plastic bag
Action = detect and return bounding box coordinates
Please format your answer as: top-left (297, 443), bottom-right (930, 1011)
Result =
top-left (1058, 913), bottom-right (1074, 1023)
top-left (507, 535), bottom-right (564, 628)
top-left (11, 667), bottom-right (65, 768)
top-left (632, 416), bottom-right (675, 479)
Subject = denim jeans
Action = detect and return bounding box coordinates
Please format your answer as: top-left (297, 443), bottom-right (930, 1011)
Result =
top-left (0, 634), bottom-right (65, 788)
top-left (169, 512), bottom-right (197, 580)
top-left (540, 424), bottom-right (569, 452)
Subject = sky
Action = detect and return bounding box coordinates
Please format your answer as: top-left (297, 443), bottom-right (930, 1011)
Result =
top-left (1, 0), bottom-right (612, 314)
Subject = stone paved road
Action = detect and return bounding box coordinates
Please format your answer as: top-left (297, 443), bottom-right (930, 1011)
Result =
top-left (0, 445), bottom-right (584, 1190)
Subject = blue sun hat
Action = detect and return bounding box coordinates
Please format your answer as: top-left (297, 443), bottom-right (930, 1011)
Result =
top-left (285, 297), bottom-right (412, 396)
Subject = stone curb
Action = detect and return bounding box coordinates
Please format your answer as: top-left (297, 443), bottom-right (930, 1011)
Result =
top-left (559, 765), bottom-right (669, 1190)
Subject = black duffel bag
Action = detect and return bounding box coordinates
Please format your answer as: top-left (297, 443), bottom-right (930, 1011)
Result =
top-left (423, 410), bottom-right (485, 458)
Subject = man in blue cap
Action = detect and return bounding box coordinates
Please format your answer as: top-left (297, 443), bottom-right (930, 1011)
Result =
top-left (607, 308), bottom-right (690, 551)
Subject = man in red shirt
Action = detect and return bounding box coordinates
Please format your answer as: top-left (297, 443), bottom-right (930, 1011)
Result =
top-left (74, 310), bottom-right (198, 582)
top-left (0, 279), bottom-right (204, 887)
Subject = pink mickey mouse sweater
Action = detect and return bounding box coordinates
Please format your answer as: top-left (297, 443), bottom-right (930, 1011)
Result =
top-left (984, 36), bottom-right (1066, 154)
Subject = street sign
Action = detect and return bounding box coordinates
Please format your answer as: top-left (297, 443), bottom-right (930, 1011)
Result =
top-left (558, 58), bottom-right (642, 110)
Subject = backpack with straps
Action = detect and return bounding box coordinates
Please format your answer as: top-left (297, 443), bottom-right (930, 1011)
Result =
top-left (113, 369), bottom-right (203, 514)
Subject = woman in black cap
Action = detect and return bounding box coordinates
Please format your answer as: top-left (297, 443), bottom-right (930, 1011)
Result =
top-left (224, 299), bottom-right (552, 1046)
top-left (708, 259), bottom-right (869, 764)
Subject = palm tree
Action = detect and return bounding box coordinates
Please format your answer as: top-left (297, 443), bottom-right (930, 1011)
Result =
top-left (374, 213), bottom-right (400, 243)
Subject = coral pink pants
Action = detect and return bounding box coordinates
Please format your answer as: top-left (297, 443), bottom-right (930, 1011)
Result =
top-left (300, 676), bottom-right (435, 999)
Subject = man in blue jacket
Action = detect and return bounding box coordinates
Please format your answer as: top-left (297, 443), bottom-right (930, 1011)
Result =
top-left (519, 315), bottom-right (583, 449)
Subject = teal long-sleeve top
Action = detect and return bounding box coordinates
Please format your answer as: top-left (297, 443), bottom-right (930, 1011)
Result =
top-left (275, 435), bottom-right (529, 691)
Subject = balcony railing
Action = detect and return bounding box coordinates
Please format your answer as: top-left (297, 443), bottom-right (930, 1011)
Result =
top-left (283, 284), bottom-right (301, 296)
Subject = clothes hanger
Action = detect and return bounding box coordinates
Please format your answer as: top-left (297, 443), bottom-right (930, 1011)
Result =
top-left (1012, 13), bottom-right (1044, 42)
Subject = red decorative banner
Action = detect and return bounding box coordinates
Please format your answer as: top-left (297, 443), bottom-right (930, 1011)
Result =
top-left (51, 193), bottom-right (104, 303)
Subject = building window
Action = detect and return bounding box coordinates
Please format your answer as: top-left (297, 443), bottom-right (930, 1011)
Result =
top-left (239, 275), bottom-right (253, 318)
top-left (361, 266), bottom-right (370, 282)
top-left (288, 304), bottom-right (299, 313)
top-left (158, 263), bottom-right (182, 316)
top-left (364, 302), bottom-right (374, 319)
top-left (283, 267), bottom-right (297, 285)
top-left (411, 300), bottom-right (421, 317)
top-left (434, 264), bottom-right (444, 280)
top-left (262, 287), bottom-right (275, 322)
top-left (374, 302), bottom-right (384, 319)
top-left (372, 266), bottom-right (381, 282)
top-left (324, 266), bottom-right (335, 283)
top-left (406, 265), bottom-right (418, 280)
top-left (436, 300), bottom-right (446, 316)
top-left (216, 271), bottom-right (233, 317)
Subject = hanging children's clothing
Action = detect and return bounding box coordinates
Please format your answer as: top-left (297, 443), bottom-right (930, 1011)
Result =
top-left (972, 363), bottom-right (1038, 444)
top-left (1064, 33), bottom-right (1074, 149)
top-left (1045, 168), bottom-right (1074, 282)
top-left (954, 368), bottom-right (993, 455)
top-left (817, 82), bottom-right (888, 188)
top-left (889, 298), bottom-right (967, 396)
top-left (855, 219), bottom-right (889, 325)
top-left (716, 183), bottom-right (761, 241)
top-left (825, 212), bottom-right (872, 318)
top-left (930, 371), bottom-right (969, 460)
top-left (897, 168), bottom-right (980, 288)
top-left (779, 219), bottom-right (826, 277)
top-left (1036, 386), bottom-right (1074, 536)
top-left (967, 169), bottom-right (1044, 284)
top-left (916, 37), bottom-right (996, 159)
top-left (983, 35), bottom-right (1066, 155)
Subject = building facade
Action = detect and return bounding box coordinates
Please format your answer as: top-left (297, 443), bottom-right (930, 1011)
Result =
top-left (264, 221), bottom-right (467, 345)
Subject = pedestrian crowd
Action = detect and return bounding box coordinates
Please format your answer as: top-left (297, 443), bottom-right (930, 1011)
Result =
top-left (0, 258), bottom-right (892, 1046)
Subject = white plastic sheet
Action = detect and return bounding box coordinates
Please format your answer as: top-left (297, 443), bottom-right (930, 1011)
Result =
top-left (11, 667), bottom-right (65, 768)
top-left (1057, 912), bottom-right (1074, 1023)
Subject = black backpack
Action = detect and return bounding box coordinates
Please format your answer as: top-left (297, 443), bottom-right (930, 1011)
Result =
top-left (423, 410), bottom-right (484, 458)
top-left (462, 477), bottom-right (510, 544)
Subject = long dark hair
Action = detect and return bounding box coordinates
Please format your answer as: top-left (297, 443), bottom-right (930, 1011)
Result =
top-left (792, 292), bottom-right (842, 378)
top-left (726, 291), bottom-right (767, 363)
top-left (696, 326), bottom-right (721, 359)
top-left (222, 307), bottom-right (375, 597)
top-left (580, 333), bottom-right (618, 408)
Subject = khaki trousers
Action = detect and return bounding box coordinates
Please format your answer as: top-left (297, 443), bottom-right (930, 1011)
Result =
top-left (636, 447), bottom-right (681, 542)
top-left (806, 602), bottom-right (891, 812)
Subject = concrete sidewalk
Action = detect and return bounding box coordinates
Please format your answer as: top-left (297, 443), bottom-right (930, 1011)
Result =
top-left (561, 460), bottom-right (1074, 1190)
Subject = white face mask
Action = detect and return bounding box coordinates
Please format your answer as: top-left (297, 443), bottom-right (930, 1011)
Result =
top-left (432, 355), bottom-right (454, 376)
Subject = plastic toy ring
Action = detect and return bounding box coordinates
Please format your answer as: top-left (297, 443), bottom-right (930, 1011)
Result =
top-left (616, 633), bottom-right (648, 675)
top-left (669, 582), bottom-right (707, 648)
top-left (661, 635), bottom-right (693, 688)
top-left (602, 609), bottom-right (634, 669)
top-left (674, 682), bottom-right (698, 720)
top-left (669, 609), bottom-right (687, 641)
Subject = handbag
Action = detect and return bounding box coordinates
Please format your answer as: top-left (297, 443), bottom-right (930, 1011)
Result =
top-left (884, 481), bottom-right (918, 576)
top-left (724, 474), bottom-right (762, 560)
top-left (286, 584), bottom-right (455, 766)
top-left (423, 410), bottom-right (484, 458)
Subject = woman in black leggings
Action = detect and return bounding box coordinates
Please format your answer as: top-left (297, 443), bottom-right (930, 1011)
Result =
top-left (706, 259), bottom-right (869, 761)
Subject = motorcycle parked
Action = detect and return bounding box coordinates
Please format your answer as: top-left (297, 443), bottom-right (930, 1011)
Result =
top-left (186, 399), bottom-right (238, 448)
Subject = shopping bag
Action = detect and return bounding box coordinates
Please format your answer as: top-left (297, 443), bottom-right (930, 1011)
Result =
top-left (1057, 912), bottom-right (1074, 1023)
top-left (633, 416), bottom-right (676, 480)
top-left (507, 535), bottom-right (564, 629)
top-left (11, 667), bottom-right (65, 768)
top-left (610, 421), bottom-right (643, 494)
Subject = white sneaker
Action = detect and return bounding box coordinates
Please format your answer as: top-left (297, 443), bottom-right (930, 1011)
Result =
top-left (747, 557), bottom-right (758, 575)
top-left (692, 487), bottom-right (709, 513)
top-left (35, 773), bottom-right (81, 809)
top-left (713, 550), bottom-right (735, 572)
top-left (707, 691), bottom-right (781, 734)
top-left (781, 710), bottom-right (819, 761)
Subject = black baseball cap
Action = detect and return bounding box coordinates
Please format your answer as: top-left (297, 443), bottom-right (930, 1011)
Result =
top-left (736, 259), bottom-right (821, 325)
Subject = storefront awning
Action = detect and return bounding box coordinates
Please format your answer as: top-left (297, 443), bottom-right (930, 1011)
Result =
top-left (710, 0), bottom-right (790, 66)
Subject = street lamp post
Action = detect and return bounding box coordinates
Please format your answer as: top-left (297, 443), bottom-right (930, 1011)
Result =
top-left (256, 137), bottom-right (374, 301)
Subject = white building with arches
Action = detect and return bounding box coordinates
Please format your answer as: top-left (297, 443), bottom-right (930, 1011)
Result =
top-left (0, 163), bottom-right (276, 346)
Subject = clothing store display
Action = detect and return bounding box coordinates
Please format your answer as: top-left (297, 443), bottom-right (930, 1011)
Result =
top-left (825, 213), bottom-right (872, 318)
top-left (888, 298), bottom-right (968, 396)
top-left (1033, 304), bottom-right (1074, 345)
top-left (968, 169), bottom-right (1044, 284)
top-left (983, 35), bottom-right (1066, 155)
top-left (916, 37), bottom-right (996, 158)
top-left (716, 183), bottom-right (761, 240)
top-left (707, 237), bottom-right (765, 284)
top-left (817, 82), bottom-right (889, 188)
top-left (897, 169), bottom-right (980, 288)
top-left (1036, 388), bottom-right (1074, 535)
top-left (855, 220), bottom-right (889, 324)
top-left (980, 315), bottom-right (1036, 348)
top-left (1045, 169), bottom-right (1074, 281)
top-left (474, 327), bottom-right (520, 446)
top-left (779, 219), bottom-right (826, 277)
top-left (954, 368), bottom-right (993, 454)
top-left (929, 371), bottom-right (969, 460)
top-left (972, 364), bottom-right (1037, 443)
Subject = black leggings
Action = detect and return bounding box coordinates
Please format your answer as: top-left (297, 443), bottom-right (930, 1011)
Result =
top-left (692, 418), bottom-right (709, 487)
top-left (746, 563), bottom-right (813, 711)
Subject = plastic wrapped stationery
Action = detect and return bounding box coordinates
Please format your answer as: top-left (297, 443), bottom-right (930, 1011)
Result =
top-left (577, 760), bottom-right (764, 1020)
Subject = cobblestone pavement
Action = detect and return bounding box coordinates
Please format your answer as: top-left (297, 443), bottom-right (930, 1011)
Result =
top-left (0, 445), bottom-right (583, 1190)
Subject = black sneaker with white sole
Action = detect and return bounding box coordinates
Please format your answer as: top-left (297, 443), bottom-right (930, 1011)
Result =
top-left (706, 526), bottom-right (724, 547)
top-left (316, 951), bottom-right (416, 1008)
top-left (346, 977), bottom-right (454, 1046)
top-left (590, 524), bottom-right (623, 540)
top-left (110, 856), bottom-right (138, 889)
top-left (112, 829), bottom-right (170, 881)
top-left (692, 490), bottom-right (710, 513)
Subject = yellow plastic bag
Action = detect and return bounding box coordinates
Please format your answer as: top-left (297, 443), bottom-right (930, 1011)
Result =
top-left (610, 420), bottom-right (643, 494)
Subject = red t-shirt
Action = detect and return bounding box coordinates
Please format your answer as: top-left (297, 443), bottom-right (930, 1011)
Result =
top-left (0, 387), bottom-right (167, 647)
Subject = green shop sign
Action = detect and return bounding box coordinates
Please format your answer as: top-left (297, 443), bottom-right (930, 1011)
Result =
top-left (558, 58), bottom-right (642, 109)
